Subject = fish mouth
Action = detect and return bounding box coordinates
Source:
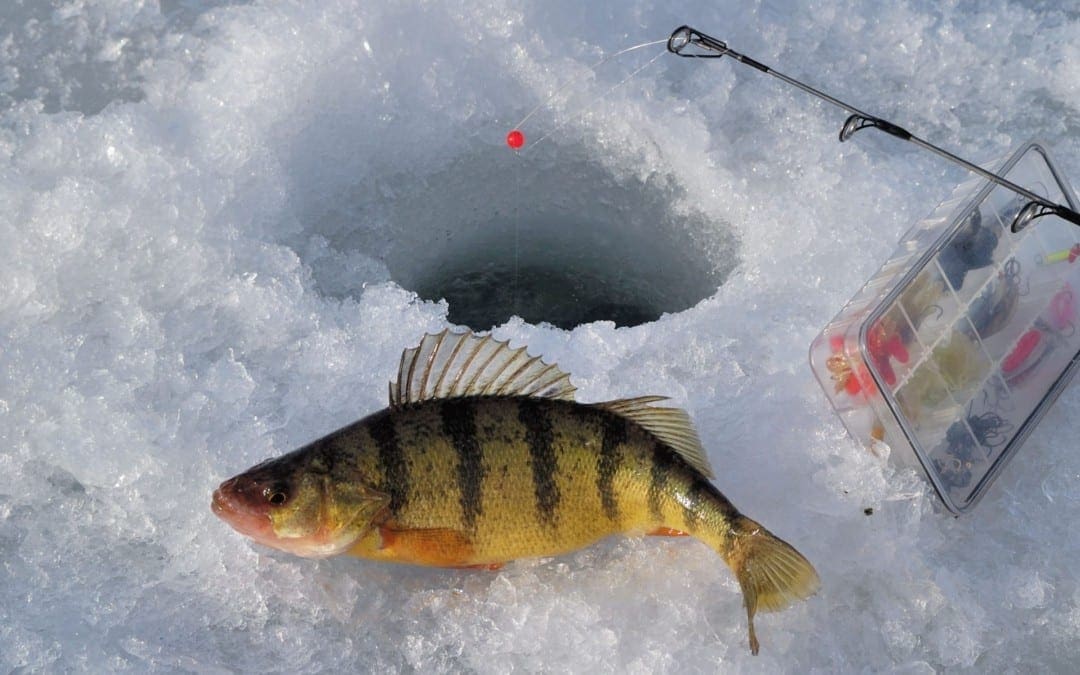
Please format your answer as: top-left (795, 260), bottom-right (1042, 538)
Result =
top-left (210, 486), bottom-right (231, 517)
top-left (212, 479), bottom-right (338, 557)
top-left (211, 477), bottom-right (239, 517)
top-left (211, 480), bottom-right (273, 540)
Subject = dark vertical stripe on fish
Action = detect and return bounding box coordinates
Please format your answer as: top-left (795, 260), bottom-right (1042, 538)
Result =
top-left (518, 398), bottom-right (560, 527)
top-left (681, 479), bottom-right (707, 530)
top-left (369, 412), bottom-right (408, 516)
top-left (441, 399), bottom-right (484, 530)
top-left (597, 413), bottom-right (624, 522)
top-left (648, 442), bottom-right (675, 521)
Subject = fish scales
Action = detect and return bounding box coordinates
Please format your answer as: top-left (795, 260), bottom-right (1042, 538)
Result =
top-left (440, 399), bottom-right (485, 530)
top-left (368, 413), bottom-right (408, 516)
top-left (213, 330), bottom-right (819, 655)
top-left (518, 397), bottom-right (561, 528)
top-left (596, 411), bottom-right (626, 522)
top-left (321, 396), bottom-right (730, 565)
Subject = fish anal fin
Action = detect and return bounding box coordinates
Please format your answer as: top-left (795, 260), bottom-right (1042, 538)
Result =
top-left (450, 562), bottom-right (505, 571)
top-left (647, 526), bottom-right (689, 537)
top-left (592, 397), bottom-right (714, 479)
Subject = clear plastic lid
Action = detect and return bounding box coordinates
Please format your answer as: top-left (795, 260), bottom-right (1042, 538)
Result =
top-left (810, 141), bottom-right (1080, 513)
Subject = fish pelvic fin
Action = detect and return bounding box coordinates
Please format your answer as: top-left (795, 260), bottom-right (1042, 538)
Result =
top-left (723, 516), bottom-right (820, 655)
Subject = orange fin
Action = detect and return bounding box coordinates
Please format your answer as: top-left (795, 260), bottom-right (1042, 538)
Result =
top-left (450, 562), bottom-right (505, 571)
top-left (648, 527), bottom-right (689, 537)
top-left (374, 525), bottom-right (478, 567)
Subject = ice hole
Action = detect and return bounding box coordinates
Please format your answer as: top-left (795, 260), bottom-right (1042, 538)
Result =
top-left (297, 149), bottom-right (739, 329)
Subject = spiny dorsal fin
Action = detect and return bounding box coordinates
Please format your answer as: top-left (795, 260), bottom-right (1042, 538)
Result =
top-left (389, 330), bottom-right (576, 407)
top-left (592, 396), bottom-right (714, 479)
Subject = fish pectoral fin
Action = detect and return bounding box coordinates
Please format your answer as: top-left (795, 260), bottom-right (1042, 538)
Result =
top-left (375, 525), bottom-right (480, 567)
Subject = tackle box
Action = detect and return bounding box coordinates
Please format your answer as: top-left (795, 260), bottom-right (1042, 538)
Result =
top-left (810, 141), bottom-right (1080, 513)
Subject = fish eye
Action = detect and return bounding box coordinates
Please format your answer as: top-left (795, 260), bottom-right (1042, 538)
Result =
top-left (265, 487), bottom-right (288, 506)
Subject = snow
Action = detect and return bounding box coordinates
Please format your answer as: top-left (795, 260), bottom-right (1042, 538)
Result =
top-left (3, 0), bottom-right (1080, 671)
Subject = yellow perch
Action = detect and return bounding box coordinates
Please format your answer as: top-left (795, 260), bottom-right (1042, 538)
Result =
top-left (213, 330), bottom-right (819, 654)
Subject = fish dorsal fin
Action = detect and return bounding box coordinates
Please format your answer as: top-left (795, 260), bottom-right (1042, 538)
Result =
top-left (592, 396), bottom-right (714, 479)
top-left (390, 330), bottom-right (576, 407)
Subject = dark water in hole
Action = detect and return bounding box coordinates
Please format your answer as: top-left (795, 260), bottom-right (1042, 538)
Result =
top-left (417, 263), bottom-right (711, 330)
top-left (291, 149), bottom-right (738, 331)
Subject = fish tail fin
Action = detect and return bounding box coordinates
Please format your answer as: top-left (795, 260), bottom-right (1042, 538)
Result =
top-left (721, 515), bottom-right (820, 655)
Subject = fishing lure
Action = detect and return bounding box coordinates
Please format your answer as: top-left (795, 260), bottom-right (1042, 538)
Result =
top-left (998, 284), bottom-right (1076, 387)
top-left (898, 271), bottom-right (947, 330)
top-left (1048, 285), bottom-right (1076, 333)
top-left (825, 334), bottom-right (867, 397)
top-left (866, 318), bottom-right (910, 386)
top-left (1038, 244), bottom-right (1080, 266)
top-left (900, 330), bottom-right (986, 416)
top-left (932, 331), bottom-right (989, 395)
top-left (1002, 329), bottom-right (1047, 382)
top-left (937, 210), bottom-right (1001, 292)
top-left (932, 454), bottom-right (973, 490)
top-left (951, 411), bottom-right (1012, 461)
top-left (968, 259), bottom-right (1023, 339)
top-left (825, 317), bottom-right (908, 397)
top-left (934, 410), bottom-right (1012, 490)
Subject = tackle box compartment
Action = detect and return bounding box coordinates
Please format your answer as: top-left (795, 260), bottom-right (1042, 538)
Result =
top-left (810, 141), bottom-right (1080, 513)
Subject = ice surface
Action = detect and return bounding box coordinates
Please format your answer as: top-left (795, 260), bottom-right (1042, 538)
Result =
top-left (3, 0), bottom-right (1080, 671)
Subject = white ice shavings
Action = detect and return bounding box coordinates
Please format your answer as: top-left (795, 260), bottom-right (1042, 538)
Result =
top-left (2, 0), bottom-right (1080, 671)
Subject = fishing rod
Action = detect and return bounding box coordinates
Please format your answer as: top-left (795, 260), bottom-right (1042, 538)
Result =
top-left (667, 25), bottom-right (1080, 233)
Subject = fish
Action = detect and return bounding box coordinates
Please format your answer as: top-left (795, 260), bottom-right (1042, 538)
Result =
top-left (212, 330), bottom-right (819, 654)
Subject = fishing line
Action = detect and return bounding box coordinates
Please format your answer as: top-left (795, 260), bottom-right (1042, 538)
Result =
top-left (505, 37), bottom-right (668, 320)
top-left (666, 25), bottom-right (1080, 234)
top-left (523, 47), bottom-right (668, 151)
top-left (506, 38), bottom-right (669, 150)
top-left (513, 179), bottom-right (520, 319)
